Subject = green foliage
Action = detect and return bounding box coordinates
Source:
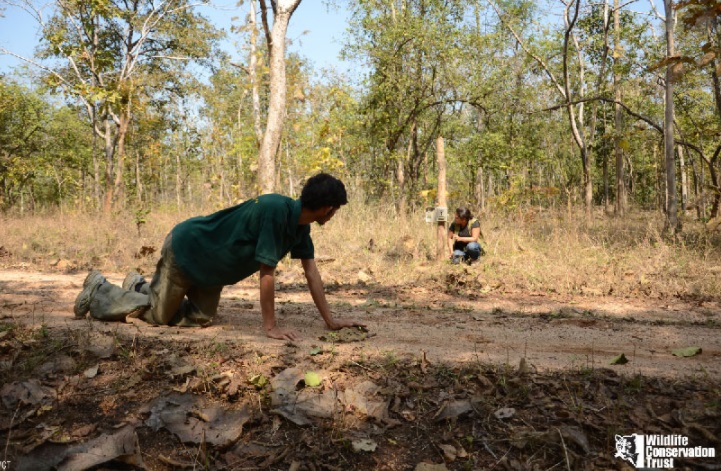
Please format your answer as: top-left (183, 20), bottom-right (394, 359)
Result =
top-left (2, 1), bottom-right (721, 221)
top-left (0, 78), bottom-right (92, 211)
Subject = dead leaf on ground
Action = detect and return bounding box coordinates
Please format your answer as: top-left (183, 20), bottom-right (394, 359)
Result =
top-left (83, 334), bottom-right (115, 359)
top-left (83, 365), bottom-right (99, 378)
top-left (1, 379), bottom-right (55, 409)
top-left (340, 380), bottom-right (388, 421)
top-left (71, 424), bottom-right (97, 438)
top-left (38, 354), bottom-right (77, 376)
top-left (433, 400), bottom-right (473, 422)
top-left (56, 425), bottom-right (142, 471)
top-left (145, 393), bottom-right (250, 447)
top-left (169, 364), bottom-right (196, 377)
top-left (559, 426), bottom-right (590, 454)
top-left (494, 407), bottom-right (516, 420)
top-left (270, 367), bottom-right (306, 407)
top-left (439, 443), bottom-right (457, 461)
top-left (352, 438), bottom-right (377, 452)
top-left (269, 368), bottom-right (337, 426)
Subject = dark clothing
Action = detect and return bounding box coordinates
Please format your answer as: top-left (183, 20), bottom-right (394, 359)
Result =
top-left (171, 194), bottom-right (314, 287)
top-left (449, 218), bottom-right (481, 252)
top-left (86, 194), bottom-right (315, 327)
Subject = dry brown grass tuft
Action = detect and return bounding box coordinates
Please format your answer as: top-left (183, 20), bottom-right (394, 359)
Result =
top-left (1, 202), bottom-right (720, 301)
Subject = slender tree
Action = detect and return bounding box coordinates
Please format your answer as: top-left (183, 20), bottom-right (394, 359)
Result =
top-left (257, 0), bottom-right (302, 194)
top-left (664, 0), bottom-right (679, 231)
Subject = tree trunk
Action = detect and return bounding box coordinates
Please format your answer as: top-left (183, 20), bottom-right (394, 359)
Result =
top-left (176, 149), bottom-right (182, 211)
top-left (257, 0), bottom-right (301, 194)
top-left (487, 172), bottom-right (494, 208)
top-left (250, 0), bottom-right (263, 148)
top-left (613, 0), bottom-right (626, 216)
top-left (475, 165), bottom-right (485, 212)
top-left (436, 136), bottom-right (447, 261)
top-left (135, 151), bottom-right (142, 203)
top-left (700, 157), bottom-right (707, 219)
top-left (690, 155), bottom-right (702, 219)
top-left (111, 111), bottom-right (131, 210)
top-left (603, 150), bottom-right (609, 213)
top-left (92, 116), bottom-right (101, 209)
top-left (561, 0), bottom-right (592, 218)
top-left (654, 144), bottom-right (663, 211)
top-left (679, 144), bottom-right (687, 211)
top-left (397, 151), bottom-right (406, 215)
top-left (102, 115), bottom-right (115, 213)
top-left (664, 0), bottom-right (678, 232)
top-left (398, 122), bottom-right (415, 215)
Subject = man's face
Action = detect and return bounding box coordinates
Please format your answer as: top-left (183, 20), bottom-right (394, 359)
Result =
top-left (316, 206), bottom-right (339, 225)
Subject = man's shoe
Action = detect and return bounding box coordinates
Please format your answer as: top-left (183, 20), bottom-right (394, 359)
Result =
top-left (122, 272), bottom-right (146, 292)
top-left (83, 269), bottom-right (102, 288)
top-left (74, 271), bottom-right (105, 318)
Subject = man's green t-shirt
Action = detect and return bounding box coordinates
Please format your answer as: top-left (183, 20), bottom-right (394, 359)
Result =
top-left (171, 194), bottom-right (314, 286)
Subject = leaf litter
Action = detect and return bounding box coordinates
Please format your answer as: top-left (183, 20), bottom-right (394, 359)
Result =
top-left (0, 316), bottom-right (720, 469)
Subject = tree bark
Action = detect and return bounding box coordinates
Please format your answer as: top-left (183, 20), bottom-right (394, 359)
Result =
top-left (562, 0), bottom-right (593, 217)
top-left (664, 0), bottom-right (678, 232)
top-left (398, 150), bottom-right (406, 215)
top-left (436, 136), bottom-right (447, 261)
top-left (135, 151), bottom-right (142, 203)
top-left (111, 110), bottom-right (131, 210)
top-left (603, 149), bottom-right (609, 213)
top-left (102, 114), bottom-right (115, 213)
top-left (475, 165), bottom-right (485, 212)
top-left (175, 139), bottom-right (182, 211)
top-left (257, 0), bottom-right (301, 194)
top-left (249, 0), bottom-right (263, 148)
top-left (678, 144), bottom-right (687, 211)
top-left (613, 0), bottom-right (625, 216)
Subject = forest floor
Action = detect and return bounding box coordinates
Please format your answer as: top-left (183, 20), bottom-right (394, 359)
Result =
top-left (0, 266), bottom-right (720, 470)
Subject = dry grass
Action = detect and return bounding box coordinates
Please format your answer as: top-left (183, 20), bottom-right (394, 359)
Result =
top-left (1, 200), bottom-right (720, 301)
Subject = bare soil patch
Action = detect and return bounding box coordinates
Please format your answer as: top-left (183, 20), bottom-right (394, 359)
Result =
top-left (0, 268), bottom-right (719, 470)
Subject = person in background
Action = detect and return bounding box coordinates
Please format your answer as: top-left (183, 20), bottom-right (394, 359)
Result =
top-left (73, 173), bottom-right (366, 341)
top-left (447, 207), bottom-right (483, 264)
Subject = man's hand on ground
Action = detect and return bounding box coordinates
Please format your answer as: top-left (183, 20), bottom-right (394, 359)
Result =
top-left (327, 318), bottom-right (368, 331)
top-left (266, 326), bottom-right (300, 341)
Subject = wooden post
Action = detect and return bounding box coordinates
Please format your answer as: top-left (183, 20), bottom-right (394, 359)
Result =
top-left (436, 136), bottom-right (447, 261)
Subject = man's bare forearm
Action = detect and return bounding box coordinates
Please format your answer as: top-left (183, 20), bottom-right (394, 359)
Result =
top-left (301, 259), bottom-right (334, 327)
top-left (259, 264), bottom-right (276, 332)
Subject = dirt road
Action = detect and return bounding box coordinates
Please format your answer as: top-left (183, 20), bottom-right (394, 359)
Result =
top-left (1, 268), bottom-right (719, 380)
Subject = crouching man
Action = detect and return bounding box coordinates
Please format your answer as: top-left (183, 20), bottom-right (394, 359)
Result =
top-left (73, 173), bottom-right (366, 341)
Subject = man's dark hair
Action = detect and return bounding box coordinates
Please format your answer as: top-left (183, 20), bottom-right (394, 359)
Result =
top-left (456, 207), bottom-right (472, 220)
top-left (300, 173), bottom-right (348, 210)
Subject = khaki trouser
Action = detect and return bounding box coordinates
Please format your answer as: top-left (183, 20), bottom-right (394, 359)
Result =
top-left (89, 234), bottom-right (223, 327)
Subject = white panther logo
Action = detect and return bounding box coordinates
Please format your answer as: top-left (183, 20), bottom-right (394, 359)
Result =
top-left (614, 434), bottom-right (639, 466)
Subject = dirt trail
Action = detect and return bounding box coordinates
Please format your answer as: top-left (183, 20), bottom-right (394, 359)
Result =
top-left (1, 269), bottom-right (720, 379)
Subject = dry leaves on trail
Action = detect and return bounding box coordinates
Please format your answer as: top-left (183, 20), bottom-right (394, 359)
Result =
top-left (1, 318), bottom-right (720, 470)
